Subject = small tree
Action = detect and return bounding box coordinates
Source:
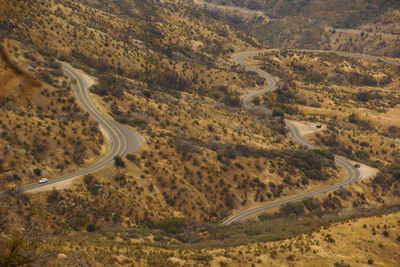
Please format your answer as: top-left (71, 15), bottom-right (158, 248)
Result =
top-left (126, 154), bottom-right (137, 162)
top-left (33, 168), bottom-right (41, 176)
top-left (114, 156), bottom-right (125, 167)
top-left (86, 224), bottom-right (97, 232)
top-left (383, 230), bottom-right (389, 237)
top-left (348, 113), bottom-right (358, 123)
top-left (272, 108), bottom-right (284, 117)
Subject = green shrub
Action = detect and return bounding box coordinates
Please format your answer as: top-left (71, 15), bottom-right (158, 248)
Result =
top-left (114, 156), bottom-right (125, 167)
top-left (324, 234), bottom-right (335, 243)
top-left (155, 217), bottom-right (186, 234)
top-left (272, 108), bottom-right (285, 117)
top-left (193, 254), bottom-right (213, 261)
top-left (90, 73), bottom-right (125, 97)
top-left (279, 201), bottom-right (304, 216)
top-left (388, 163), bottom-right (400, 180)
top-left (86, 224), bottom-right (97, 232)
top-left (301, 197), bottom-right (320, 211)
top-left (33, 168), bottom-right (42, 176)
top-left (112, 213), bottom-right (121, 222)
top-left (114, 174), bottom-right (126, 182)
top-left (285, 149), bottom-right (334, 181)
top-left (47, 189), bottom-right (59, 203)
top-left (258, 212), bottom-right (274, 221)
top-left (383, 230), bottom-right (389, 237)
top-left (126, 154), bottom-right (137, 162)
top-left (355, 149), bottom-right (369, 160)
top-left (83, 175), bottom-right (100, 195)
top-left (312, 149), bottom-right (335, 161)
top-left (245, 229), bottom-right (261, 236)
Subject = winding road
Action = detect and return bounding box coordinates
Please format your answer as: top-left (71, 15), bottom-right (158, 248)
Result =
top-left (18, 64), bottom-right (142, 192)
top-left (222, 49), bottom-right (399, 225)
top-left (13, 48), bottom-right (399, 223)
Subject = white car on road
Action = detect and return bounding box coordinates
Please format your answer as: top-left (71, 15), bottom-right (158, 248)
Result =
top-left (39, 178), bottom-right (48, 184)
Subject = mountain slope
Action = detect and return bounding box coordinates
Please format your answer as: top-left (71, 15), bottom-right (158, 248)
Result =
top-left (201, 0), bottom-right (400, 56)
top-left (0, 38), bottom-right (103, 189)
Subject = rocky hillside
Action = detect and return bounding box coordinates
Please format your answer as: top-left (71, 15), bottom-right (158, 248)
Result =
top-left (1, 0), bottom-right (400, 266)
top-left (0, 38), bottom-right (103, 189)
top-left (0, 0), bottom-right (355, 223)
top-left (201, 0), bottom-right (400, 56)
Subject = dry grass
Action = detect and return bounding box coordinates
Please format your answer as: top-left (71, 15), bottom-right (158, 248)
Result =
top-left (251, 51), bottom-right (400, 165)
top-left (0, 38), bottom-right (103, 188)
top-left (39, 208), bottom-right (400, 266)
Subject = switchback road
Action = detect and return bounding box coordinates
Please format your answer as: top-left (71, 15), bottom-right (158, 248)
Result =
top-left (220, 49), bottom-right (397, 225)
top-left (18, 64), bottom-right (142, 192)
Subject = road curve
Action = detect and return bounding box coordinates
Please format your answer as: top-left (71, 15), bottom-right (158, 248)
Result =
top-left (220, 48), bottom-right (399, 225)
top-left (18, 64), bottom-right (142, 192)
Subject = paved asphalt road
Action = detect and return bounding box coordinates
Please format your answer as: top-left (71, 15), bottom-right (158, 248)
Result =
top-left (18, 64), bottom-right (142, 192)
top-left (220, 49), bottom-right (398, 225)
top-left (13, 49), bottom-right (399, 206)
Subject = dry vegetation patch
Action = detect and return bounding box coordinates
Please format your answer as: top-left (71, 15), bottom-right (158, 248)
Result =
top-left (0, 38), bottom-right (103, 189)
